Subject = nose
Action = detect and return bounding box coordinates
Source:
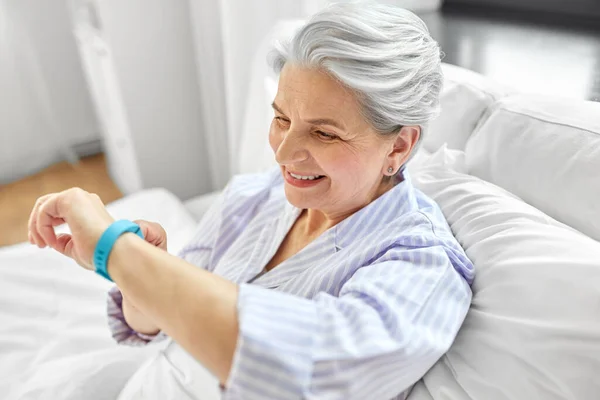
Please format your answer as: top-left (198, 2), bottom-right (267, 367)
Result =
top-left (274, 128), bottom-right (310, 166)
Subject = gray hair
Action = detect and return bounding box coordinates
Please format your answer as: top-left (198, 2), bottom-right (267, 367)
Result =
top-left (270, 1), bottom-right (443, 167)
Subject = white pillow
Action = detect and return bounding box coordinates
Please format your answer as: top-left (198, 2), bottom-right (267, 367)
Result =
top-left (423, 63), bottom-right (513, 153)
top-left (406, 144), bottom-right (467, 175)
top-left (408, 159), bottom-right (600, 400)
top-left (465, 94), bottom-right (600, 242)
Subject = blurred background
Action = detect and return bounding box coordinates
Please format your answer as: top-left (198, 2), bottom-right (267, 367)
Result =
top-left (0, 0), bottom-right (599, 247)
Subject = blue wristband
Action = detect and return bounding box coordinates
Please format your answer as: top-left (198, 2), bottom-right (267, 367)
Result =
top-left (94, 220), bottom-right (144, 281)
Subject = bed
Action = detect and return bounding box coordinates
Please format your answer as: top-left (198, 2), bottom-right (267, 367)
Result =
top-left (2, 21), bottom-right (600, 399)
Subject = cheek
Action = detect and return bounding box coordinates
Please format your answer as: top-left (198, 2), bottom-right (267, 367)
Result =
top-left (320, 146), bottom-right (378, 185)
top-left (319, 148), bottom-right (361, 177)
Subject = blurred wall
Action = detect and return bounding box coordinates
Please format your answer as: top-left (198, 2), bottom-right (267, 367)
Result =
top-left (79, 0), bottom-right (213, 200)
top-left (0, 0), bottom-right (98, 184)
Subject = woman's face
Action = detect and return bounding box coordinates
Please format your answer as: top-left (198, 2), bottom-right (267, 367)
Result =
top-left (269, 64), bottom-right (410, 219)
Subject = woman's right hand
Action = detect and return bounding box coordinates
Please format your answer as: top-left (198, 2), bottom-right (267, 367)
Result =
top-left (121, 219), bottom-right (167, 336)
top-left (134, 219), bottom-right (168, 251)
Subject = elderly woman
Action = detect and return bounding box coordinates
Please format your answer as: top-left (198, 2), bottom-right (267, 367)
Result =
top-left (28, 3), bottom-right (473, 399)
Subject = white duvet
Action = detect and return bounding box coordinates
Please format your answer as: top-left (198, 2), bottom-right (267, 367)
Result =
top-left (0, 189), bottom-right (200, 399)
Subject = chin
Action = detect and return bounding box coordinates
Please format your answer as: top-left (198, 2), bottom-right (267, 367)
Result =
top-left (283, 184), bottom-right (318, 210)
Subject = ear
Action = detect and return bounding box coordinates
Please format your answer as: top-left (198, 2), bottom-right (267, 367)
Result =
top-left (383, 126), bottom-right (420, 176)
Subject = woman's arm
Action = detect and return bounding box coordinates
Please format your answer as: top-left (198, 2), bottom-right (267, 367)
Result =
top-left (120, 220), bottom-right (165, 336)
top-left (108, 191), bottom-right (232, 346)
top-left (107, 233), bottom-right (240, 384)
top-left (122, 295), bottom-right (161, 335)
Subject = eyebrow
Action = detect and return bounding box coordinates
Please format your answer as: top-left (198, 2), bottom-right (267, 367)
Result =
top-left (271, 102), bottom-right (346, 131)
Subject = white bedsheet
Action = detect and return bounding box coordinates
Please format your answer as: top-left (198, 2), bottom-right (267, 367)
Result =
top-left (0, 189), bottom-right (198, 399)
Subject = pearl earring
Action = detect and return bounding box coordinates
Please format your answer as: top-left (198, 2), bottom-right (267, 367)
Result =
top-left (387, 167), bottom-right (394, 174)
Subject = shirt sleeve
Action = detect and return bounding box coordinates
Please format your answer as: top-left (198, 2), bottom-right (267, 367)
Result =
top-left (223, 245), bottom-right (472, 400)
top-left (107, 285), bottom-right (169, 345)
top-left (106, 189), bottom-right (227, 346)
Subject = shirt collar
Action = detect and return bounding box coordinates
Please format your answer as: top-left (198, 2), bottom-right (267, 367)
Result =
top-left (333, 171), bottom-right (418, 250)
top-left (249, 172), bottom-right (418, 289)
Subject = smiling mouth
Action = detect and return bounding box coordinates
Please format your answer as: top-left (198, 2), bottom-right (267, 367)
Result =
top-left (288, 171), bottom-right (325, 181)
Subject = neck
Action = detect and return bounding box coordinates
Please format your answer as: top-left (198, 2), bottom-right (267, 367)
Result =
top-left (300, 209), bottom-right (346, 237)
top-left (301, 174), bottom-right (400, 237)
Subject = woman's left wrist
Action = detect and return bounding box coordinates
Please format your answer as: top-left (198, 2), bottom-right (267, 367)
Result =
top-left (105, 232), bottom-right (145, 283)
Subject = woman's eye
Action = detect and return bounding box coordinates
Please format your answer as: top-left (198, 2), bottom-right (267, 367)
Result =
top-left (274, 116), bottom-right (290, 126)
top-left (316, 130), bottom-right (336, 140)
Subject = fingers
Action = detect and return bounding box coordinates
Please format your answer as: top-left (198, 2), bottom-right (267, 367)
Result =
top-left (55, 233), bottom-right (74, 258)
top-left (28, 188), bottom-right (111, 270)
top-left (37, 201), bottom-right (59, 249)
top-left (133, 220), bottom-right (156, 246)
top-left (133, 219), bottom-right (150, 238)
top-left (36, 190), bottom-right (72, 249)
top-left (133, 219), bottom-right (167, 250)
top-left (28, 194), bottom-right (52, 247)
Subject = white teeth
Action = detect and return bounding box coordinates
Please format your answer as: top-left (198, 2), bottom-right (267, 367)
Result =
top-left (290, 172), bottom-right (323, 180)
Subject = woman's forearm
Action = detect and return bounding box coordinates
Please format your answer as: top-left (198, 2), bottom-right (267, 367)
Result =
top-left (122, 294), bottom-right (161, 335)
top-left (106, 233), bottom-right (240, 384)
